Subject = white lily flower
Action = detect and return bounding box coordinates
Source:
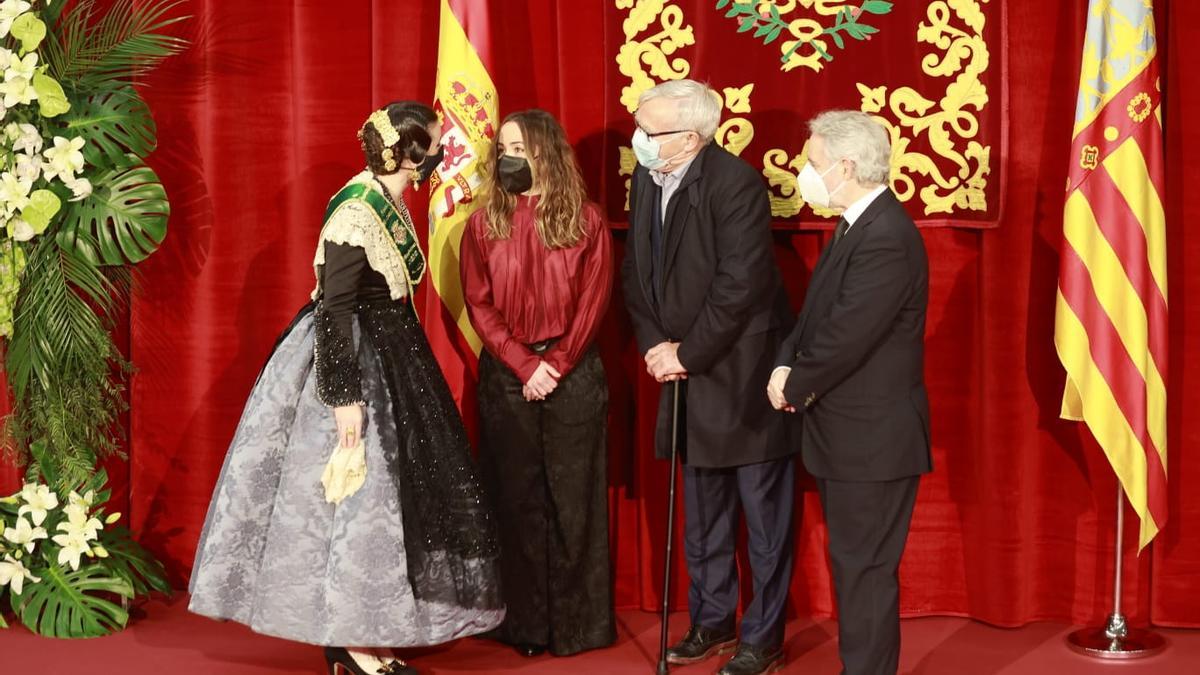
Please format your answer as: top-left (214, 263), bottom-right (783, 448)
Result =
top-left (0, 1), bottom-right (31, 40)
top-left (3, 516), bottom-right (48, 553)
top-left (59, 507), bottom-right (104, 542)
top-left (0, 170), bottom-right (31, 216)
top-left (41, 135), bottom-right (85, 182)
top-left (17, 482), bottom-right (58, 526)
top-left (14, 151), bottom-right (40, 183)
top-left (62, 502), bottom-right (87, 523)
top-left (78, 519), bottom-right (103, 542)
top-left (52, 531), bottom-right (91, 570)
top-left (65, 176), bottom-right (92, 202)
top-left (0, 554), bottom-right (40, 595)
top-left (7, 217), bottom-right (33, 241)
top-left (67, 490), bottom-right (96, 509)
top-left (10, 122), bottom-right (41, 154)
top-left (0, 75), bottom-right (35, 108)
top-left (4, 51), bottom-right (36, 82)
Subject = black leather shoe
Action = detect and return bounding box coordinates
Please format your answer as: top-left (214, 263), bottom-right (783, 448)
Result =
top-left (716, 643), bottom-right (784, 675)
top-left (665, 625), bottom-right (738, 665)
top-left (513, 643), bottom-right (546, 657)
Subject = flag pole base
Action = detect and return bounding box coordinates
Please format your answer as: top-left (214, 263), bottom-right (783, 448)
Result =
top-left (1066, 614), bottom-right (1166, 659)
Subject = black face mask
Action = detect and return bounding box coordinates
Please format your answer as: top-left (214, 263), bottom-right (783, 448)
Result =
top-left (415, 146), bottom-right (444, 184)
top-left (497, 155), bottom-right (533, 194)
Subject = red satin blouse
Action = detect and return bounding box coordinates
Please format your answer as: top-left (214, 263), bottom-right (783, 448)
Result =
top-left (460, 196), bottom-right (613, 383)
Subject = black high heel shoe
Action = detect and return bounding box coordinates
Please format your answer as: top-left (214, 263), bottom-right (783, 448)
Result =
top-left (323, 647), bottom-right (418, 675)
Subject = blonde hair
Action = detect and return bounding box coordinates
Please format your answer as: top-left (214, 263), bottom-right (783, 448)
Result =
top-left (482, 110), bottom-right (590, 249)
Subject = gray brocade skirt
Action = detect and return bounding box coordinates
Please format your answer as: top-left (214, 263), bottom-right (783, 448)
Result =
top-left (188, 300), bottom-right (504, 647)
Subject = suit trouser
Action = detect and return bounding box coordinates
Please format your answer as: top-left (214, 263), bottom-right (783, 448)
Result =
top-left (817, 475), bottom-right (920, 675)
top-left (682, 456), bottom-right (796, 649)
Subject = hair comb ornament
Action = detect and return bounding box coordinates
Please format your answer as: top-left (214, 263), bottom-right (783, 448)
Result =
top-left (366, 109), bottom-right (401, 147)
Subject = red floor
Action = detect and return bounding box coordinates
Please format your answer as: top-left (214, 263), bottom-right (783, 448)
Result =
top-left (2, 594), bottom-right (1197, 674)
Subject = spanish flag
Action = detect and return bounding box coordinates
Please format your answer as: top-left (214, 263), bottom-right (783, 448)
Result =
top-left (426, 0), bottom-right (495, 417)
top-left (1055, 0), bottom-right (1167, 550)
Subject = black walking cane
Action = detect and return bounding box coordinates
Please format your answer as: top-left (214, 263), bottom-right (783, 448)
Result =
top-left (656, 379), bottom-right (682, 675)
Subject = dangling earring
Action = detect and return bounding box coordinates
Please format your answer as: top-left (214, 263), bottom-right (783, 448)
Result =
top-left (409, 168), bottom-right (421, 185)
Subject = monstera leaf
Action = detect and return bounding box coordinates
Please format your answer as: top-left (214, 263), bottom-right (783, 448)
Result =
top-left (13, 563), bottom-right (133, 638)
top-left (98, 527), bottom-right (173, 597)
top-left (58, 161), bottom-right (169, 266)
top-left (64, 89), bottom-right (157, 169)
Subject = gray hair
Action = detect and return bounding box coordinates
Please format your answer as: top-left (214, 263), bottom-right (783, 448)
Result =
top-left (637, 79), bottom-right (722, 143)
top-left (808, 110), bottom-right (892, 186)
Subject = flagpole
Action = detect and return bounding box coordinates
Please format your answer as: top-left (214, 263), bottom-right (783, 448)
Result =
top-left (1066, 483), bottom-right (1166, 659)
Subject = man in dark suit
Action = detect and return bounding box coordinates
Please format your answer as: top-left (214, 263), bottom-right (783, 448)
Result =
top-left (621, 79), bottom-right (795, 675)
top-left (768, 110), bottom-right (931, 675)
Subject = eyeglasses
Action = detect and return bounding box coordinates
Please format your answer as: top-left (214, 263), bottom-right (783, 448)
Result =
top-left (635, 121), bottom-right (692, 138)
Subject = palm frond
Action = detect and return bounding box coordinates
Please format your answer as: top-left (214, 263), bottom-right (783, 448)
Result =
top-left (8, 365), bottom-right (128, 490)
top-left (25, 440), bottom-right (63, 490)
top-left (43, 0), bottom-right (190, 92)
top-left (5, 238), bottom-right (115, 399)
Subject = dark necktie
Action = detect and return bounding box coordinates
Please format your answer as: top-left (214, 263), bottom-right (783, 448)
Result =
top-left (833, 217), bottom-right (850, 245)
top-left (650, 183), bottom-right (664, 305)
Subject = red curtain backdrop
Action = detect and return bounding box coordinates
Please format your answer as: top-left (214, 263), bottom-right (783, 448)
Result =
top-left (4, 0), bottom-right (1198, 628)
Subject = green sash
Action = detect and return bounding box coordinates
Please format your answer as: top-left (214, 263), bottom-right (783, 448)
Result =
top-left (323, 181), bottom-right (427, 286)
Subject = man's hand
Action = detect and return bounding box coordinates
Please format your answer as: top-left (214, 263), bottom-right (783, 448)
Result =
top-left (524, 361), bottom-right (562, 401)
top-left (767, 367), bottom-right (796, 412)
top-left (646, 341), bottom-right (687, 383)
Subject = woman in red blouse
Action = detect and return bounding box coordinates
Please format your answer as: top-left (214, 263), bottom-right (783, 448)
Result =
top-left (460, 109), bottom-right (615, 657)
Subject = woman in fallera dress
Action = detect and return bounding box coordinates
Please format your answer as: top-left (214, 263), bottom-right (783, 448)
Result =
top-left (188, 101), bottom-right (504, 675)
top-left (461, 109), bottom-right (616, 657)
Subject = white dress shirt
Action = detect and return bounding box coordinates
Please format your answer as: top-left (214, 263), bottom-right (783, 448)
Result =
top-left (840, 184), bottom-right (888, 234)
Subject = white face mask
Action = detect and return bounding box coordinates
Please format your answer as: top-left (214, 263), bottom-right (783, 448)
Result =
top-left (632, 128), bottom-right (688, 171)
top-left (796, 160), bottom-right (847, 209)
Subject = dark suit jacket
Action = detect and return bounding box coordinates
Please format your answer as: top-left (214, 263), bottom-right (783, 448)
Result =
top-left (776, 188), bottom-right (932, 481)
top-left (621, 143), bottom-right (794, 468)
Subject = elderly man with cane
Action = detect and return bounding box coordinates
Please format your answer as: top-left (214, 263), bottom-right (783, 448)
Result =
top-left (620, 79), bottom-right (796, 675)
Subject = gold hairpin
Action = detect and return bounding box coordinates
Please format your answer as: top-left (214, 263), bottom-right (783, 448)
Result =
top-left (366, 109), bottom-right (400, 147)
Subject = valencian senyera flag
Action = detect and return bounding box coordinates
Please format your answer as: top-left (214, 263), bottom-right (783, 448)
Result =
top-left (1054, 0), bottom-right (1167, 549)
top-left (425, 0), bottom-right (496, 415)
